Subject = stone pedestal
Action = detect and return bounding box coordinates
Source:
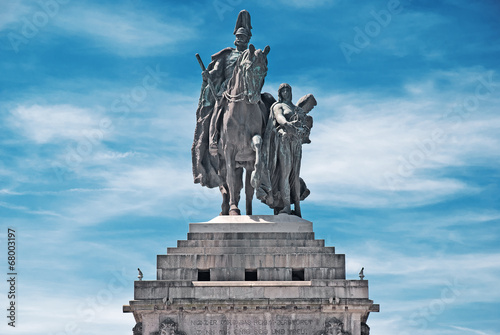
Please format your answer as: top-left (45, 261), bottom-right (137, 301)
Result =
top-left (124, 215), bottom-right (379, 335)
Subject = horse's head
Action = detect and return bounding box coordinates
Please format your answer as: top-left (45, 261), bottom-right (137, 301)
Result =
top-left (238, 44), bottom-right (270, 104)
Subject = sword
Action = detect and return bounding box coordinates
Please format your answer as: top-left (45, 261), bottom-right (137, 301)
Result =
top-left (195, 53), bottom-right (218, 102)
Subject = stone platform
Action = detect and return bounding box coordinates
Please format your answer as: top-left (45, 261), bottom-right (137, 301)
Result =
top-left (189, 214), bottom-right (313, 233)
top-left (124, 215), bottom-right (379, 335)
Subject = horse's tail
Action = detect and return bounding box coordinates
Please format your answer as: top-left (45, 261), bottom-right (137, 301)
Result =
top-left (260, 92), bottom-right (276, 128)
top-left (250, 134), bottom-right (263, 190)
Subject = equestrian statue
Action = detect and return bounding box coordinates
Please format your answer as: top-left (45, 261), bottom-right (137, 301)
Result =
top-left (191, 10), bottom-right (315, 217)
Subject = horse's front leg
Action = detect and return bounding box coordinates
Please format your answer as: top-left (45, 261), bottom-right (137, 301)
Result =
top-left (250, 135), bottom-right (263, 189)
top-left (235, 167), bottom-right (243, 209)
top-left (224, 145), bottom-right (240, 215)
top-left (245, 168), bottom-right (254, 215)
top-left (219, 184), bottom-right (229, 216)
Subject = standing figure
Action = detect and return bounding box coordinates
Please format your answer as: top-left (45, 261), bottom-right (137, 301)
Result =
top-left (257, 83), bottom-right (316, 217)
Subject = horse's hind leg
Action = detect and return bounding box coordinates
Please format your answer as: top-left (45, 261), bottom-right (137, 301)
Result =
top-left (291, 149), bottom-right (302, 217)
top-left (245, 168), bottom-right (254, 215)
top-left (293, 198), bottom-right (301, 218)
top-left (235, 167), bottom-right (243, 209)
top-left (292, 173), bottom-right (302, 217)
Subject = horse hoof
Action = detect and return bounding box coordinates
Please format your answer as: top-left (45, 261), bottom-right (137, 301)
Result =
top-left (229, 208), bottom-right (241, 216)
top-left (278, 207), bottom-right (292, 215)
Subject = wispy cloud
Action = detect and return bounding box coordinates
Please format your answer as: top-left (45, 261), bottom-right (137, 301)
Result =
top-left (3, 277), bottom-right (135, 335)
top-left (8, 104), bottom-right (104, 144)
top-left (0, 2), bottom-right (32, 31)
top-left (1, 3), bottom-right (499, 335)
top-left (297, 67), bottom-right (499, 208)
top-left (53, 4), bottom-right (196, 57)
top-left (36, 158), bottom-right (196, 225)
top-left (343, 244), bottom-right (500, 333)
top-left (0, 1), bottom-right (196, 56)
top-left (450, 326), bottom-right (492, 335)
top-left (0, 200), bottom-right (63, 217)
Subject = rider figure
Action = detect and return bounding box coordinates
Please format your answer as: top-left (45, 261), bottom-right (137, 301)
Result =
top-left (202, 11), bottom-right (252, 155)
top-left (192, 10), bottom-right (252, 187)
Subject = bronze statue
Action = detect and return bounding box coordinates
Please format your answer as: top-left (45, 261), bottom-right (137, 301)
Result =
top-left (217, 44), bottom-right (270, 215)
top-left (191, 11), bottom-right (315, 217)
top-left (192, 10), bottom-right (253, 190)
top-left (257, 83), bottom-right (316, 217)
top-left (192, 10), bottom-right (271, 215)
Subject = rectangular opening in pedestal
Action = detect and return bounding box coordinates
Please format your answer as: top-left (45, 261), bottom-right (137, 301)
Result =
top-left (245, 269), bottom-right (257, 281)
top-left (198, 270), bottom-right (210, 281)
top-left (292, 269), bottom-right (305, 281)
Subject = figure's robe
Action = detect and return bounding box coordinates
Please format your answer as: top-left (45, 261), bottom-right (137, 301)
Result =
top-left (191, 48), bottom-right (234, 188)
top-left (256, 102), bottom-right (310, 212)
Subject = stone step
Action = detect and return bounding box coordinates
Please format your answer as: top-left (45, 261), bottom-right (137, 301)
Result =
top-left (166, 246), bottom-right (335, 255)
top-left (187, 232), bottom-right (315, 240)
top-left (157, 266), bottom-right (343, 281)
top-left (134, 279), bottom-right (194, 287)
top-left (134, 279), bottom-right (370, 301)
top-left (189, 215), bottom-right (313, 233)
top-left (157, 253), bottom-right (345, 271)
top-left (177, 239), bottom-right (325, 248)
top-left (134, 283), bottom-right (361, 301)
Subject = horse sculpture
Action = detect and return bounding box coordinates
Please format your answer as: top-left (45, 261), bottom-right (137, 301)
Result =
top-left (217, 44), bottom-right (270, 215)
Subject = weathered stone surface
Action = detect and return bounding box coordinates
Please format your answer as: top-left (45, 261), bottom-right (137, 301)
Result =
top-left (187, 232), bottom-right (315, 241)
top-left (138, 311), bottom-right (366, 335)
top-left (167, 246), bottom-right (334, 255)
top-left (191, 215), bottom-right (313, 232)
top-left (157, 254), bottom-right (345, 275)
top-left (125, 215), bottom-right (378, 335)
top-left (133, 280), bottom-right (370, 301)
top-left (157, 268), bottom-right (198, 281)
top-left (177, 239), bottom-right (325, 248)
top-left (210, 268), bottom-right (245, 281)
top-left (304, 268), bottom-right (337, 281)
top-left (257, 268), bottom-right (291, 281)
top-left (206, 214), bottom-right (312, 224)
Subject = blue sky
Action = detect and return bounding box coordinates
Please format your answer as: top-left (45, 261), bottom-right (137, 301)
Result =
top-left (1, 0), bottom-right (499, 334)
